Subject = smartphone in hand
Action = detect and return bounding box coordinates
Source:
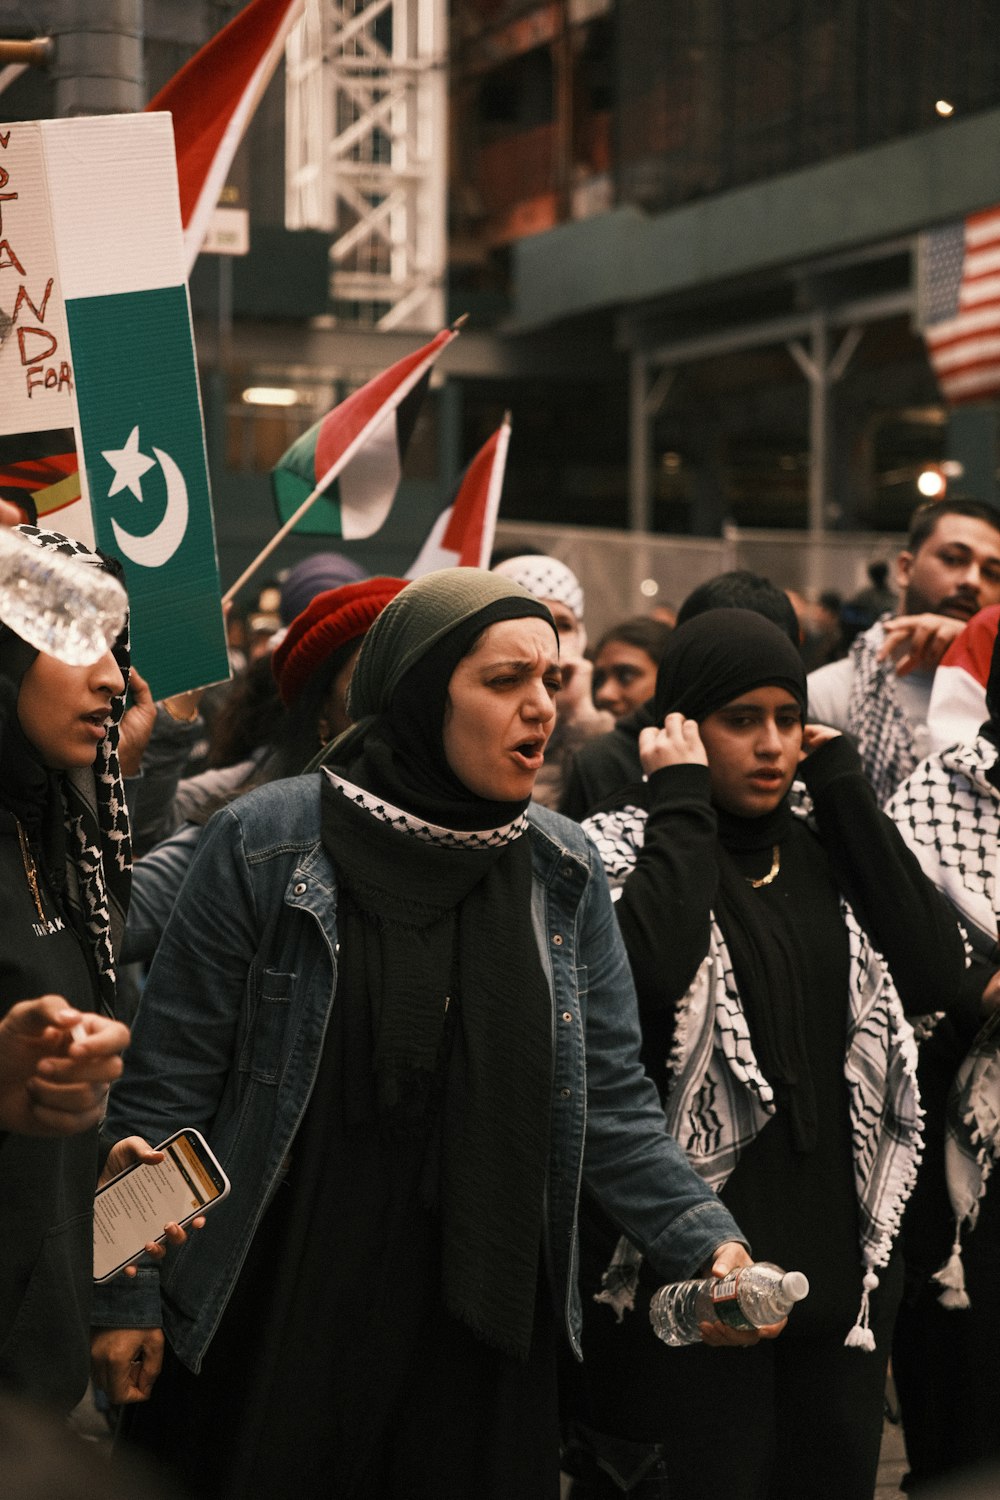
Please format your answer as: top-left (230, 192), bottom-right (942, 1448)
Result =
top-left (93, 1128), bottom-right (230, 1282)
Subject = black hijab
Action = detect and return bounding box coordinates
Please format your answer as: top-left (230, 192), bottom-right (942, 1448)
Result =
top-left (655, 609), bottom-right (817, 1151)
top-left (654, 606), bottom-right (808, 728)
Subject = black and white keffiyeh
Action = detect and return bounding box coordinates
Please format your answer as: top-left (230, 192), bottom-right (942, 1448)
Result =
top-left (885, 738), bottom-right (999, 954)
top-left (845, 619), bottom-right (920, 806)
top-left (9, 527), bottom-right (132, 1016)
top-left (885, 738), bottom-right (1000, 1307)
top-left (586, 798), bottom-right (924, 1351)
top-left (322, 770), bottom-right (528, 849)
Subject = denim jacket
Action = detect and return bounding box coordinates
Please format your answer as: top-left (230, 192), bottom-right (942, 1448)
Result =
top-left (93, 775), bottom-right (743, 1370)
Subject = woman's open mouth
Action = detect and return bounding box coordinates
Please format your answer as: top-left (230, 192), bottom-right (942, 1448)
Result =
top-left (511, 739), bottom-right (546, 770)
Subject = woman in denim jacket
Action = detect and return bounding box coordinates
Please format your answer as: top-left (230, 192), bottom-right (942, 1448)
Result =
top-left (91, 569), bottom-right (758, 1500)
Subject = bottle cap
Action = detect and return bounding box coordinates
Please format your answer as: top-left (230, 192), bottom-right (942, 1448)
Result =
top-left (781, 1271), bottom-right (810, 1303)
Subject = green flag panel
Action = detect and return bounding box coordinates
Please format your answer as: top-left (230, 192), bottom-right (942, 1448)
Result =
top-left (66, 285), bottom-right (230, 698)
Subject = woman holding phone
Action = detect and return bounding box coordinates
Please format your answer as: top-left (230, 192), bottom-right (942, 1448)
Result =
top-left (91, 568), bottom-right (762, 1500)
top-left (0, 526), bottom-right (175, 1413)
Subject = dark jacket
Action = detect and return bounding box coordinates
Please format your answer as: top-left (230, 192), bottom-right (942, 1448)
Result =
top-left (93, 775), bottom-right (745, 1370)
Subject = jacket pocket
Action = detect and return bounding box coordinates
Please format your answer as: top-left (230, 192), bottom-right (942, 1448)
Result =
top-left (242, 968), bottom-right (295, 1085)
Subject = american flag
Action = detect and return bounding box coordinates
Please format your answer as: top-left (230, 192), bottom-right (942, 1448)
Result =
top-left (919, 208), bottom-right (1000, 404)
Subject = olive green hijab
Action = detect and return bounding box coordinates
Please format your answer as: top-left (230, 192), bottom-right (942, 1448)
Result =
top-left (326, 567), bottom-right (556, 831)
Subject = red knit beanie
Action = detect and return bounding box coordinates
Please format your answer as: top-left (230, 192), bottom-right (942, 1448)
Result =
top-left (272, 576), bottom-right (408, 706)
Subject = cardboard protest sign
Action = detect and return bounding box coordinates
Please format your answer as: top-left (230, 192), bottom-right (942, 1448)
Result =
top-left (0, 113), bottom-right (229, 699)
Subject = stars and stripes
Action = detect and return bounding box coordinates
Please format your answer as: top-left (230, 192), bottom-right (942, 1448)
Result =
top-left (920, 208), bottom-right (1000, 405)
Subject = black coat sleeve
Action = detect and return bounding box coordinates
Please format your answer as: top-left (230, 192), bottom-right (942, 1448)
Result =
top-left (800, 736), bottom-right (969, 1020)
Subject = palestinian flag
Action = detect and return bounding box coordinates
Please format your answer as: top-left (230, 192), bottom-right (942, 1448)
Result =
top-left (926, 604), bottom-right (1000, 754)
top-left (0, 428), bottom-right (80, 522)
top-left (271, 327), bottom-right (458, 540)
top-left (147, 0), bottom-right (304, 275)
top-left (407, 415), bottom-right (511, 577)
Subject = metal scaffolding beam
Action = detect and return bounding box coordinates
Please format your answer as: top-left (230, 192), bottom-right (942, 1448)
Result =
top-left (285, 0), bottom-right (447, 331)
top-left (624, 282), bottom-right (915, 545)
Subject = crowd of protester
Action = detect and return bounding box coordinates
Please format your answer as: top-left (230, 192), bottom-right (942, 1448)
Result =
top-left (2, 495), bottom-right (1000, 1499)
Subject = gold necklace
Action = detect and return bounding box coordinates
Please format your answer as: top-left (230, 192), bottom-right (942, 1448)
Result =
top-left (746, 845), bottom-right (780, 889)
top-left (15, 819), bottom-right (47, 924)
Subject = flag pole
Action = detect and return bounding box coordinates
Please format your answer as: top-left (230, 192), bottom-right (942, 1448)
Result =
top-left (222, 318), bottom-right (466, 604)
top-left (222, 468), bottom-right (340, 604)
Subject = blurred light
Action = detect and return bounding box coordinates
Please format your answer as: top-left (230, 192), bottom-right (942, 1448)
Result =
top-left (639, 578), bottom-right (659, 597)
top-left (242, 386), bottom-right (299, 406)
top-left (935, 99), bottom-right (955, 117)
top-left (917, 467), bottom-right (947, 498)
top-left (940, 460), bottom-right (965, 478)
top-left (661, 451), bottom-right (682, 473)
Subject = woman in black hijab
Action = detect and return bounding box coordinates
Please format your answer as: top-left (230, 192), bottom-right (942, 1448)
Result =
top-left (574, 608), bottom-right (967, 1500)
top-left (93, 569), bottom-right (751, 1500)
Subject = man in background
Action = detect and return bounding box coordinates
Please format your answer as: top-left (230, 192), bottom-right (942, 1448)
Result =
top-left (808, 499), bottom-right (1000, 803)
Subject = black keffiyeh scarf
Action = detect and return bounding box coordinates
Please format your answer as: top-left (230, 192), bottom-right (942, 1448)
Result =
top-left (0, 526), bottom-right (131, 1015)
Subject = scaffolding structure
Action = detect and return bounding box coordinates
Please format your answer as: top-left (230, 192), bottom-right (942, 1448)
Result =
top-left (285, 0), bottom-right (447, 330)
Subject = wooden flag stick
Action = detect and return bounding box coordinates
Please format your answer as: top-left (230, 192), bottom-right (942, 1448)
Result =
top-left (222, 472), bottom-right (333, 604)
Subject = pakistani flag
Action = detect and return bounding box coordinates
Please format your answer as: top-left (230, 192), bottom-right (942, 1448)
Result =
top-left (271, 328), bottom-right (457, 538)
top-left (68, 285), bottom-right (224, 695)
top-left (0, 112), bottom-right (230, 699)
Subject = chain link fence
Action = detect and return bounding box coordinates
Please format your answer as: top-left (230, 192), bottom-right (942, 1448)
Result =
top-left (494, 519), bottom-right (903, 639)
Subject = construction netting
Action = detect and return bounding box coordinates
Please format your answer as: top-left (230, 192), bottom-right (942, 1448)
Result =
top-left (615, 0), bottom-right (1000, 215)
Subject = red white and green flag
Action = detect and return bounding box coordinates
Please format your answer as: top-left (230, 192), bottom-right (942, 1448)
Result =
top-left (147, 0), bottom-right (304, 275)
top-left (270, 327), bottom-right (458, 539)
top-left (407, 416), bottom-right (511, 576)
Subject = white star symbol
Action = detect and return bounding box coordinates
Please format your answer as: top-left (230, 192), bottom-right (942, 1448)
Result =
top-left (102, 425), bottom-right (156, 501)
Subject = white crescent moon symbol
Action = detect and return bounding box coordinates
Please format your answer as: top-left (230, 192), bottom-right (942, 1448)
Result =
top-left (110, 447), bottom-right (189, 569)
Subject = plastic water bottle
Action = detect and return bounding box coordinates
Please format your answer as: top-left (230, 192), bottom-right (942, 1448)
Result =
top-left (0, 526), bottom-right (127, 665)
top-left (649, 1261), bottom-right (809, 1347)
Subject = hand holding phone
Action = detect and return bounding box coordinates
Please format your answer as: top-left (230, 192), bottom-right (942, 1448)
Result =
top-left (94, 1128), bottom-right (230, 1282)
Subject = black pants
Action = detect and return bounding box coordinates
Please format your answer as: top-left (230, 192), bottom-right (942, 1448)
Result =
top-left (893, 1273), bottom-right (1000, 1487)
